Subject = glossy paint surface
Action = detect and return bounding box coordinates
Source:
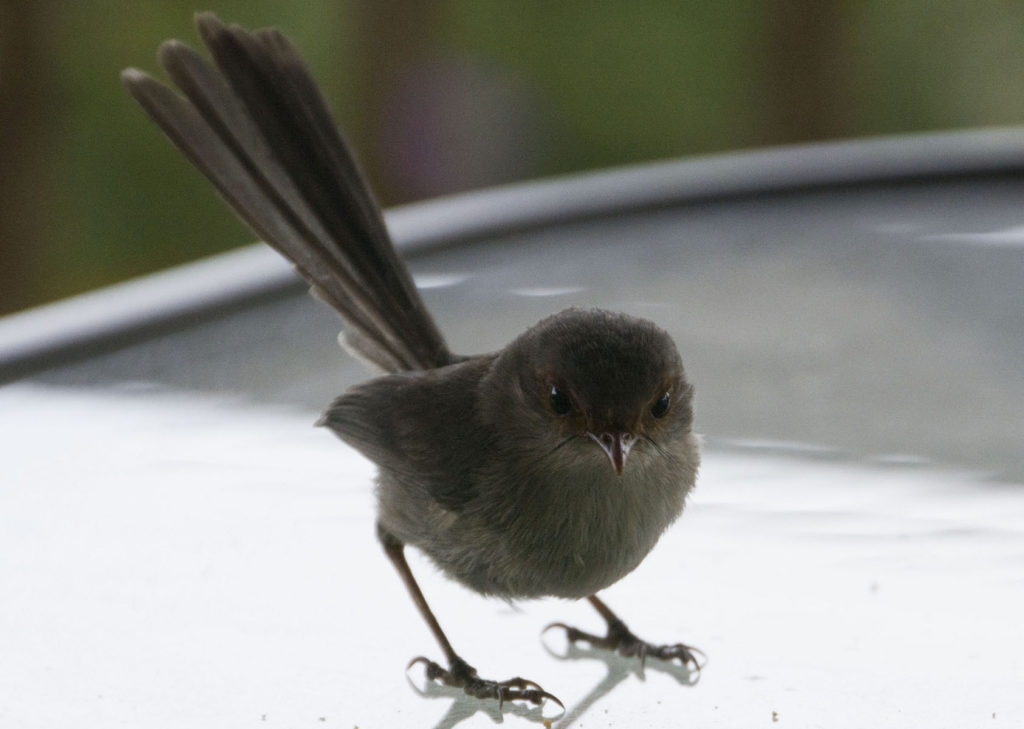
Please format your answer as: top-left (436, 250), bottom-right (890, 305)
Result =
top-left (3, 170), bottom-right (1023, 726)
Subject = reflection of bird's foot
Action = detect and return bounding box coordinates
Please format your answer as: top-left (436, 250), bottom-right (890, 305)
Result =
top-left (545, 619), bottom-right (705, 674)
top-left (408, 655), bottom-right (564, 710)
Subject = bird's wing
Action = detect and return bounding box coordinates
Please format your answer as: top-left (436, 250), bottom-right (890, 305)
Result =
top-left (318, 356), bottom-right (496, 511)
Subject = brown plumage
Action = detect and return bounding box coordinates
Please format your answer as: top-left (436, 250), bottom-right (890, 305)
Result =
top-left (123, 13), bottom-right (703, 709)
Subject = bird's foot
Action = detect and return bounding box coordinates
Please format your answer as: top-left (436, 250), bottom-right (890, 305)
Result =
top-left (545, 618), bottom-right (705, 673)
top-left (408, 655), bottom-right (563, 710)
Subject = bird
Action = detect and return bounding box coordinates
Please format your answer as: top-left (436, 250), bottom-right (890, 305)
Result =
top-left (122, 12), bottom-right (703, 708)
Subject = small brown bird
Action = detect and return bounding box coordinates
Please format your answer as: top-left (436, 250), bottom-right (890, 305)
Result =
top-left (123, 13), bottom-right (702, 708)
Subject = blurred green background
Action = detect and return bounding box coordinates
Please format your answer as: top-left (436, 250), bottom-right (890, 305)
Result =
top-left (4, 0), bottom-right (1024, 315)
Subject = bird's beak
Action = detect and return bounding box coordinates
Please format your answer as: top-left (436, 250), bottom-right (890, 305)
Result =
top-left (587, 431), bottom-right (635, 476)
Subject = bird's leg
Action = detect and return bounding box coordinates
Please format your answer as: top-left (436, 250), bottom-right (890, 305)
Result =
top-left (546, 594), bottom-right (705, 673)
top-left (379, 526), bottom-right (562, 709)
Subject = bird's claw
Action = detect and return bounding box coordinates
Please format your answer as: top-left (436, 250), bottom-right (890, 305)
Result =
top-left (544, 620), bottom-right (705, 674)
top-left (638, 641), bottom-right (706, 671)
top-left (408, 655), bottom-right (564, 710)
top-left (543, 621), bottom-right (591, 645)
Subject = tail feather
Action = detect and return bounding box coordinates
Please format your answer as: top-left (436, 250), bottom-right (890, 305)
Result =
top-left (122, 12), bottom-right (453, 373)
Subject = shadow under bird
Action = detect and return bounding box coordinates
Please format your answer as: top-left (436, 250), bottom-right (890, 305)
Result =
top-left (122, 13), bottom-right (703, 708)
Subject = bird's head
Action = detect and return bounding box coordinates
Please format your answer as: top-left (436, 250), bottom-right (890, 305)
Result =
top-left (483, 308), bottom-right (695, 477)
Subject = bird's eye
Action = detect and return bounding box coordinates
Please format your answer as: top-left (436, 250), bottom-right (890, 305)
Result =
top-left (651, 392), bottom-right (670, 418)
top-left (550, 385), bottom-right (572, 415)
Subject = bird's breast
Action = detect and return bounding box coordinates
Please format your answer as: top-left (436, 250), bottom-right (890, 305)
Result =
top-left (468, 455), bottom-right (690, 599)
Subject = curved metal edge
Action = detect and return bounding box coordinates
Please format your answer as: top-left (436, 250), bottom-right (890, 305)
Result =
top-left (3, 126), bottom-right (1024, 383)
top-left (0, 245), bottom-right (301, 384)
top-left (386, 125), bottom-right (1024, 251)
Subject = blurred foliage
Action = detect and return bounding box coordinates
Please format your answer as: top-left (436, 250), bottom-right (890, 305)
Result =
top-left (3, 0), bottom-right (1024, 314)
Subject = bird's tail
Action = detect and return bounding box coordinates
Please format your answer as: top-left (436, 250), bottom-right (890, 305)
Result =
top-left (121, 12), bottom-right (453, 373)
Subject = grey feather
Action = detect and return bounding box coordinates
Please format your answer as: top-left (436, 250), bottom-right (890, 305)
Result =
top-left (122, 13), bottom-right (452, 372)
